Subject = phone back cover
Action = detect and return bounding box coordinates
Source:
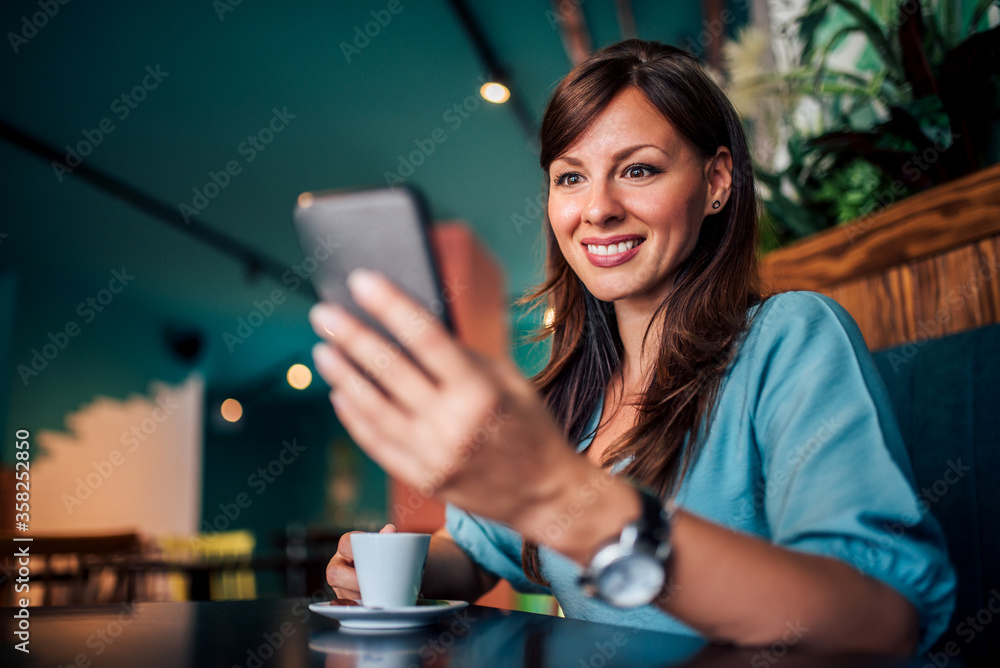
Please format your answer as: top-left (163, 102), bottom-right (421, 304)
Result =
top-left (293, 187), bottom-right (449, 343)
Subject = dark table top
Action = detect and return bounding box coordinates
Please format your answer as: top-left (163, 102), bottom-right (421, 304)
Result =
top-left (2, 598), bottom-right (933, 667)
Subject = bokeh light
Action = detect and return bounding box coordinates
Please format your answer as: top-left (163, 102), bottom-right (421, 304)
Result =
top-left (479, 82), bottom-right (510, 104)
top-left (220, 398), bottom-right (243, 422)
top-left (287, 363), bottom-right (312, 390)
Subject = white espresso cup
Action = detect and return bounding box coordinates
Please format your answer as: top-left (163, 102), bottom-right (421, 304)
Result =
top-left (350, 532), bottom-right (431, 609)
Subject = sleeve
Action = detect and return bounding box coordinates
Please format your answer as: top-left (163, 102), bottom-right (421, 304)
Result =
top-left (749, 292), bottom-right (956, 654)
top-left (444, 503), bottom-right (552, 595)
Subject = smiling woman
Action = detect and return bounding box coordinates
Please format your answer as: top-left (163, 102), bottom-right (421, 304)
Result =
top-left (310, 39), bottom-right (956, 657)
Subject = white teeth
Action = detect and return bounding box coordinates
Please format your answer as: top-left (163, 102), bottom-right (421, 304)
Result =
top-left (587, 239), bottom-right (639, 256)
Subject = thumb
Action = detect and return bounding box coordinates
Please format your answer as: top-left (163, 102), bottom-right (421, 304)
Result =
top-left (380, 523), bottom-right (397, 534)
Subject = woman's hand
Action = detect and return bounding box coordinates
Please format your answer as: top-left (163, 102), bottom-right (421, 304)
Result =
top-left (326, 523), bottom-right (396, 600)
top-left (308, 269), bottom-right (589, 535)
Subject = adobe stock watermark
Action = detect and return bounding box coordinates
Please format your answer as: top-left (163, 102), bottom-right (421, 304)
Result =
top-left (510, 192), bottom-right (546, 235)
top-left (340, 0), bottom-right (411, 63)
top-left (392, 402), bottom-right (509, 525)
top-left (844, 130), bottom-right (961, 244)
top-left (17, 268), bottom-right (136, 386)
top-left (340, 276), bottom-right (468, 391)
top-left (415, 609), bottom-right (478, 663)
top-left (577, 630), bottom-right (632, 668)
top-left (51, 65), bottom-right (170, 182)
top-left (212, 0), bottom-right (245, 22)
top-left (537, 471), bottom-right (617, 544)
top-left (683, 0), bottom-right (752, 59)
top-left (178, 106), bottom-right (296, 223)
top-left (244, 585), bottom-right (337, 667)
top-left (383, 81), bottom-right (487, 186)
top-left (545, 0), bottom-right (586, 30)
top-left (59, 395), bottom-right (183, 514)
top-left (51, 602), bottom-right (141, 668)
top-left (733, 415), bottom-right (844, 522)
top-left (233, 621), bottom-right (298, 668)
top-left (883, 253), bottom-right (1000, 373)
top-left (7, 0), bottom-right (72, 54)
top-left (855, 458), bottom-right (970, 575)
top-left (922, 588), bottom-right (1000, 668)
top-left (749, 619), bottom-right (810, 667)
top-left (197, 439), bottom-right (307, 542)
top-left (222, 232), bottom-right (342, 353)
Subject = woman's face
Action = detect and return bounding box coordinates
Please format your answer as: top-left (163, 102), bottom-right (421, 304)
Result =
top-left (547, 87), bottom-right (729, 310)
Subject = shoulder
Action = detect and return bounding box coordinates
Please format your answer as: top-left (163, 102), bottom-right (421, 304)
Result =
top-left (728, 291), bottom-right (881, 411)
top-left (740, 290), bottom-right (865, 361)
top-left (749, 290), bottom-right (854, 332)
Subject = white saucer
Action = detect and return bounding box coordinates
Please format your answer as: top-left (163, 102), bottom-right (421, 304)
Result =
top-left (308, 599), bottom-right (469, 630)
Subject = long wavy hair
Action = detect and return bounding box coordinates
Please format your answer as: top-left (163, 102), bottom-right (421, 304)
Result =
top-left (519, 40), bottom-right (764, 584)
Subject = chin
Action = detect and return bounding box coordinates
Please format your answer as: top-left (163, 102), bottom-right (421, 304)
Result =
top-left (578, 279), bottom-right (633, 304)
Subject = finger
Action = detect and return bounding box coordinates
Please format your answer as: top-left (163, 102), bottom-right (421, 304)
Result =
top-left (309, 304), bottom-right (436, 413)
top-left (313, 343), bottom-right (411, 436)
top-left (380, 524), bottom-right (396, 534)
top-left (346, 269), bottom-right (472, 384)
top-left (326, 557), bottom-right (360, 597)
top-left (332, 587), bottom-right (361, 601)
top-left (330, 387), bottom-right (428, 488)
top-left (315, 345), bottom-right (428, 465)
top-left (326, 564), bottom-right (358, 592)
top-left (337, 531), bottom-right (360, 563)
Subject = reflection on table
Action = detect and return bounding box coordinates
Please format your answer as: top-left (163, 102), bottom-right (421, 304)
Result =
top-left (0, 597), bottom-right (946, 667)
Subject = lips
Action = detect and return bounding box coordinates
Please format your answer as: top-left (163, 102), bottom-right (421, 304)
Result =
top-left (581, 237), bottom-right (645, 268)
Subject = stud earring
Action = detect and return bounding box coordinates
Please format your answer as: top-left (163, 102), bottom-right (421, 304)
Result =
top-left (712, 200), bottom-right (721, 210)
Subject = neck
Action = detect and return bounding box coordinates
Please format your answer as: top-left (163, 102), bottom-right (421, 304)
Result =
top-left (613, 297), bottom-right (663, 393)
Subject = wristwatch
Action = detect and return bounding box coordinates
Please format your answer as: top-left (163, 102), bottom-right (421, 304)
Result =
top-left (578, 486), bottom-right (673, 608)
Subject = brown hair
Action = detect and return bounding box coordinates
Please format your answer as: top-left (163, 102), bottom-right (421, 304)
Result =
top-left (520, 40), bottom-right (764, 584)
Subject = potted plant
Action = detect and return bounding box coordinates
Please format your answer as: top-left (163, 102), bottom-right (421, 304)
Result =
top-left (725, 0), bottom-right (999, 250)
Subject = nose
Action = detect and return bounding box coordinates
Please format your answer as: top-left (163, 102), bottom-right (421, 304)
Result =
top-left (584, 179), bottom-right (625, 226)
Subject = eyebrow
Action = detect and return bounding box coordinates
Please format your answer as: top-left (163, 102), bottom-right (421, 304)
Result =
top-left (553, 144), bottom-right (668, 167)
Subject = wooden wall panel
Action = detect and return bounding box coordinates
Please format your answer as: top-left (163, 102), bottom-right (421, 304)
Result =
top-left (763, 165), bottom-right (1000, 351)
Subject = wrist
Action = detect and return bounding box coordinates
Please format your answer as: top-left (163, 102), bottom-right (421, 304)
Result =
top-left (513, 457), bottom-right (643, 566)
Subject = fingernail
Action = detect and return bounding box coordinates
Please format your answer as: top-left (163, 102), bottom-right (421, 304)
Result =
top-left (310, 303), bottom-right (344, 337)
top-left (312, 342), bottom-right (336, 371)
top-left (347, 268), bottom-right (380, 300)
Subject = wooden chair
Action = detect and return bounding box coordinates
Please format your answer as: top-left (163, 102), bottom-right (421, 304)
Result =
top-left (0, 532), bottom-right (142, 606)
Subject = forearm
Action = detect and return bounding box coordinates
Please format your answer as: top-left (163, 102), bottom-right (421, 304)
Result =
top-left (420, 528), bottom-right (498, 601)
top-left (515, 461), bottom-right (917, 653)
top-left (660, 509), bottom-right (918, 653)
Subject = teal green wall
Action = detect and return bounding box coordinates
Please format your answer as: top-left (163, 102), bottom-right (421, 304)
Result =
top-left (4, 264), bottom-right (199, 461)
top-left (0, 271), bottom-right (16, 449)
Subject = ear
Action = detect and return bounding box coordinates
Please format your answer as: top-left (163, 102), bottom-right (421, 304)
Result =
top-left (703, 146), bottom-right (733, 216)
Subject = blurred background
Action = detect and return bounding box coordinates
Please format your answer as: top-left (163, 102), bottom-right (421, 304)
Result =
top-left (1, 0), bottom-right (997, 614)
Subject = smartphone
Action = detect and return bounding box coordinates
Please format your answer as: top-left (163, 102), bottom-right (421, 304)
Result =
top-left (292, 185), bottom-right (453, 350)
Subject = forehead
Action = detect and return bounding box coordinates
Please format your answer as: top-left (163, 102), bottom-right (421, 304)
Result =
top-left (554, 87), bottom-right (686, 163)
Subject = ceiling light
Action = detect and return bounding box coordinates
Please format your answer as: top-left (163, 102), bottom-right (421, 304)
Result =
top-left (480, 82), bottom-right (510, 104)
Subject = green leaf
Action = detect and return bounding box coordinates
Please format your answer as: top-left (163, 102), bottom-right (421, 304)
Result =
top-left (830, 0), bottom-right (904, 79)
top-left (799, 0), bottom-right (833, 62)
top-left (967, 0), bottom-right (1000, 35)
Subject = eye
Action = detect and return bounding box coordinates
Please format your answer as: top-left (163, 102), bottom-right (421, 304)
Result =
top-left (553, 171), bottom-right (583, 186)
top-left (623, 163), bottom-right (662, 179)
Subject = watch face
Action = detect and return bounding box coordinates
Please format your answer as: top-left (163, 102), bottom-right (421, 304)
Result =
top-left (597, 554), bottom-right (665, 608)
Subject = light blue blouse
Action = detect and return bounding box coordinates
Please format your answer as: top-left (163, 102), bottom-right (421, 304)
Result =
top-left (446, 291), bottom-right (956, 653)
